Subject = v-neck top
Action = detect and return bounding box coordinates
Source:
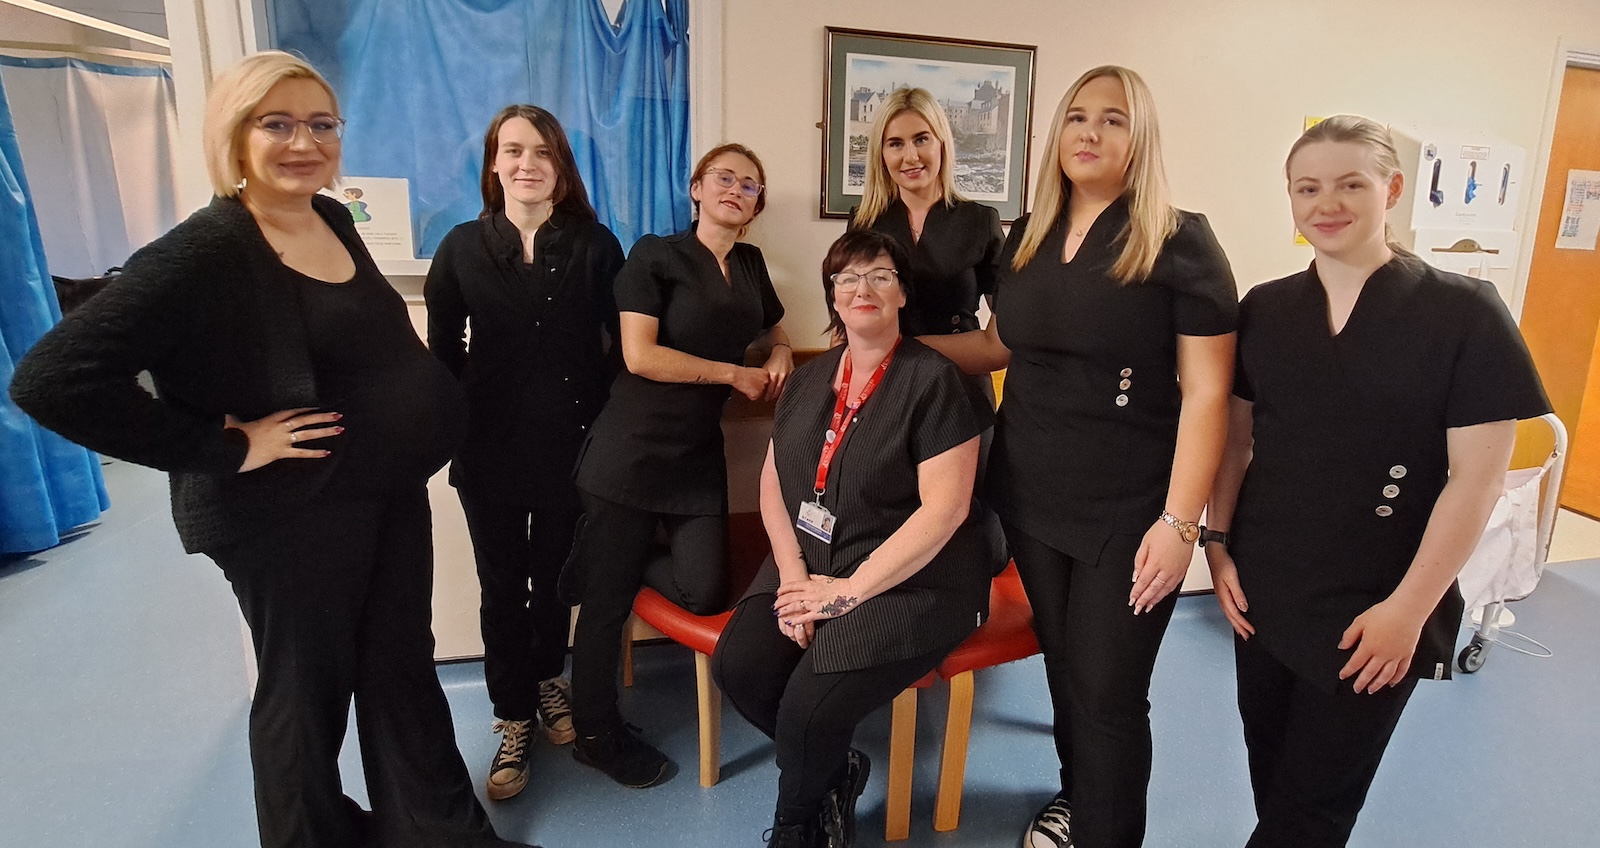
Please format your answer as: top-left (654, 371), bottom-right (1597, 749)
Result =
top-left (743, 340), bottom-right (999, 672)
top-left (849, 199), bottom-right (1004, 335)
top-left (987, 200), bottom-right (1238, 563)
top-left (574, 226), bottom-right (785, 514)
top-left (1231, 256), bottom-right (1550, 691)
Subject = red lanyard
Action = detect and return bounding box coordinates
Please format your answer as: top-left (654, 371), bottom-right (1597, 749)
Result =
top-left (813, 339), bottom-right (900, 497)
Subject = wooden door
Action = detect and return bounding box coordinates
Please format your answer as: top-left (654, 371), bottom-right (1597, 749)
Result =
top-left (1515, 65), bottom-right (1600, 517)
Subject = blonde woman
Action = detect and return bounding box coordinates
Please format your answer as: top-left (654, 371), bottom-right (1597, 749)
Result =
top-left (923, 65), bottom-right (1238, 848)
top-left (1205, 116), bottom-right (1547, 847)
top-left (10, 52), bottom-right (535, 848)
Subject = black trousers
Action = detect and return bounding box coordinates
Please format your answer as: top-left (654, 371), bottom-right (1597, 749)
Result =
top-left (211, 486), bottom-right (513, 848)
top-left (711, 595), bottom-right (956, 822)
top-left (1004, 520), bottom-right (1179, 848)
top-left (568, 491), bottom-right (727, 734)
top-left (456, 483), bottom-right (578, 720)
top-left (1236, 634), bottom-right (1418, 848)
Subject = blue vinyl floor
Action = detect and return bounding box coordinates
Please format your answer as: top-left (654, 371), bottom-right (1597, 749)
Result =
top-left (3, 459), bottom-right (1598, 847)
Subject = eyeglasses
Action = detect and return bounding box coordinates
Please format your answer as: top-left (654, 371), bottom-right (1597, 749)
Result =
top-left (830, 268), bottom-right (899, 292)
top-left (254, 115), bottom-right (346, 145)
top-left (705, 167), bottom-right (763, 199)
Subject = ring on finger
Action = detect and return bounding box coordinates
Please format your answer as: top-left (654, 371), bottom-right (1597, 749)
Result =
top-left (289, 431), bottom-right (298, 443)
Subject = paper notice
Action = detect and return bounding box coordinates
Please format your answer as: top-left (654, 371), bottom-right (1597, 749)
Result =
top-left (319, 176), bottom-right (416, 261)
top-left (1556, 169), bottom-right (1600, 251)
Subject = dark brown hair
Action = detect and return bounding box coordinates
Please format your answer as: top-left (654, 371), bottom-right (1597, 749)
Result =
top-left (820, 229), bottom-right (914, 341)
top-left (479, 104), bottom-right (595, 221)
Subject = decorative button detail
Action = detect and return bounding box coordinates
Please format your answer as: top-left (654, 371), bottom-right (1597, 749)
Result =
top-left (950, 315), bottom-right (960, 326)
top-left (1390, 465), bottom-right (1407, 479)
top-left (1115, 394), bottom-right (1129, 407)
top-left (1120, 367), bottom-right (1133, 377)
top-left (1119, 378), bottom-right (1132, 390)
top-left (1375, 505), bottom-right (1393, 517)
top-left (1382, 484), bottom-right (1400, 498)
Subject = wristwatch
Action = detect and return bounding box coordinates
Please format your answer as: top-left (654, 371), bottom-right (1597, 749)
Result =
top-left (1159, 511), bottom-right (1200, 544)
top-left (1198, 527), bottom-right (1230, 548)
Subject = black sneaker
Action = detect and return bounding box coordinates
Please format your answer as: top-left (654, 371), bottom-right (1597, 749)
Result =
top-left (572, 723), bottom-right (672, 788)
top-left (821, 748), bottom-right (871, 847)
top-left (763, 821), bottom-right (820, 848)
top-left (486, 719), bottom-right (533, 801)
top-left (536, 677), bottom-right (575, 745)
top-left (557, 514), bottom-right (589, 605)
top-left (1022, 794), bottom-right (1073, 847)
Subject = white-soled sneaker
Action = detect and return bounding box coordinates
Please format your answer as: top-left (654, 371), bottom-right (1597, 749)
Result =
top-left (486, 719), bottom-right (533, 801)
top-left (537, 676), bottom-right (575, 745)
top-left (1022, 795), bottom-right (1073, 847)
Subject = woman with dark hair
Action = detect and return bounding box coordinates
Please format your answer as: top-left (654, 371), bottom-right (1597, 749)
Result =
top-left (425, 104), bottom-right (624, 801)
top-left (714, 229), bottom-right (999, 847)
top-left (1205, 115), bottom-right (1548, 847)
top-left (565, 142), bottom-right (792, 788)
top-left (10, 52), bottom-right (535, 848)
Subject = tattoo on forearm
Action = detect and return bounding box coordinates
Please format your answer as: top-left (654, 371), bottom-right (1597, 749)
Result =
top-left (819, 595), bottom-right (858, 616)
top-left (688, 376), bottom-right (715, 384)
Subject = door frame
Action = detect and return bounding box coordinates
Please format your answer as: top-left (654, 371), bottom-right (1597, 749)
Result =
top-left (1511, 39), bottom-right (1600, 318)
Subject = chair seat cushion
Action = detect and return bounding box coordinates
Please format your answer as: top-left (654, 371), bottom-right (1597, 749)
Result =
top-left (633, 587), bottom-right (734, 655)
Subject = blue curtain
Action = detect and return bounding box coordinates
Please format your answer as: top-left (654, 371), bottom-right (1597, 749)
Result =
top-left (272, 0), bottom-right (692, 256)
top-left (0, 79), bottom-right (109, 554)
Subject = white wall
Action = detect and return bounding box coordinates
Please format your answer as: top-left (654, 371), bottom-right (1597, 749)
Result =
top-left (719, 0), bottom-right (1600, 343)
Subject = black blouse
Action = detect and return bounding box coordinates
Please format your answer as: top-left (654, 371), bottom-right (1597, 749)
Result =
top-left (425, 211), bottom-right (625, 503)
top-left (988, 200), bottom-right (1238, 564)
top-left (849, 199), bottom-right (1004, 336)
top-left (574, 226), bottom-right (785, 515)
top-left (1231, 256), bottom-right (1550, 691)
top-left (745, 341), bottom-right (999, 673)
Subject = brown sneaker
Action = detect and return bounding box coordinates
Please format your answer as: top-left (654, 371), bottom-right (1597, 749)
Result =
top-left (486, 719), bottom-right (533, 800)
top-left (537, 677), bottom-right (575, 745)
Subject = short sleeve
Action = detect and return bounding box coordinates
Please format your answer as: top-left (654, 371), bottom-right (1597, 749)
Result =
top-left (1164, 212), bottom-right (1239, 337)
top-left (746, 245), bottom-right (785, 329)
top-left (907, 352), bottom-right (986, 464)
top-left (1232, 285), bottom-right (1259, 402)
top-left (614, 235), bottom-right (666, 317)
top-left (1444, 284), bottom-right (1551, 428)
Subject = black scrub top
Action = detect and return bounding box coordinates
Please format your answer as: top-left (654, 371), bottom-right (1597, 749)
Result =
top-left (988, 200), bottom-right (1238, 564)
top-left (849, 199), bottom-right (1004, 336)
top-left (425, 211), bottom-right (625, 505)
top-left (1231, 256), bottom-right (1550, 691)
top-left (744, 340), bottom-right (999, 673)
top-left (574, 226), bottom-right (785, 515)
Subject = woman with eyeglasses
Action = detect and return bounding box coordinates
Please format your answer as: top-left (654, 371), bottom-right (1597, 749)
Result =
top-left (10, 51), bottom-right (537, 848)
top-left (713, 229), bottom-right (995, 847)
top-left (923, 66), bottom-right (1238, 848)
top-left (565, 142), bottom-right (792, 788)
top-left (425, 104), bottom-right (625, 802)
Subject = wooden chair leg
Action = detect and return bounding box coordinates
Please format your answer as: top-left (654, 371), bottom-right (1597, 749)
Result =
top-left (933, 670), bottom-right (975, 832)
top-left (694, 651), bottom-right (722, 787)
top-left (621, 621), bottom-right (634, 688)
top-left (884, 687), bottom-right (918, 841)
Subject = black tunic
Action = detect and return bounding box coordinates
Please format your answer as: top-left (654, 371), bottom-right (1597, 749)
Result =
top-left (988, 200), bottom-right (1238, 564)
top-left (424, 211), bottom-right (625, 505)
top-left (746, 340), bottom-right (998, 673)
top-left (849, 199), bottom-right (1004, 336)
top-left (574, 226), bottom-right (785, 515)
top-left (1231, 256), bottom-right (1550, 691)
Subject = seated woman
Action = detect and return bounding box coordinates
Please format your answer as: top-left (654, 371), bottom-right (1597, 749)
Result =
top-left (713, 230), bottom-right (1003, 848)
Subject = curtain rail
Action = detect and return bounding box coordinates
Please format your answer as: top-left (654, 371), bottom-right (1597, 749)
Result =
top-left (0, 0), bottom-right (170, 49)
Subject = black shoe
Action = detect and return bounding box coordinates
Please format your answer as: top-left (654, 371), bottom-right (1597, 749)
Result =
top-left (764, 820), bottom-right (822, 848)
top-left (572, 722), bottom-right (672, 788)
top-left (1022, 793), bottom-right (1073, 847)
top-left (486, 719), bottom-right (534, 801)
top-left (821, 748), bottom-right (871, 847)
top-left (557, 513), bottom-right (589, 606)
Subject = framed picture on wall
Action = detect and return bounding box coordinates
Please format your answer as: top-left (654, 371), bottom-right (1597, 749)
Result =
top-left (821, 27), bottom-right (1037, 222)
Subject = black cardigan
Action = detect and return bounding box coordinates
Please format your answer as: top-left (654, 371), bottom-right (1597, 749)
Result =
top-left (9, 194), bottom-right (381, 554)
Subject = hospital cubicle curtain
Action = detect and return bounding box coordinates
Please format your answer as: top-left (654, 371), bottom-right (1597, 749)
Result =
top-left (271, 0), bottom-right (693, 258)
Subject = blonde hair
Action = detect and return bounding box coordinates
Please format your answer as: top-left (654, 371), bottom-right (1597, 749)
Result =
top-left (1011, 65), bottom-right (1177, 283)
top-left (203, 50), bottom-right (340, 198)
top-left (854, 88), bottom-right (965, 228)
top-left (1285, 114), bottom-right (1410, 254)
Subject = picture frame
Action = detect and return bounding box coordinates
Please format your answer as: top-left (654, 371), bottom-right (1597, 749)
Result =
top-left (821, 27), bottom-right (1037, 222)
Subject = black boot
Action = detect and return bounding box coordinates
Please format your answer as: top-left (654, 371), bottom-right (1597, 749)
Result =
top-left (820, 749), bottom-right (871, 847)
top-left (764, 821), bottom-right (817, 848)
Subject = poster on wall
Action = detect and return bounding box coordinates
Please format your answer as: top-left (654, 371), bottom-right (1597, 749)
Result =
top-left (1556, 169), bottom-right (1600, 251)
top-left (821, 28), bottom-right (1036, 222)
top-left (318, 176), bottom-right (416, 262)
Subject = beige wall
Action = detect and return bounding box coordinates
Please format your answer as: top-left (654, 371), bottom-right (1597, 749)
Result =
top-left (719, 0), bottom-right (1600, 343)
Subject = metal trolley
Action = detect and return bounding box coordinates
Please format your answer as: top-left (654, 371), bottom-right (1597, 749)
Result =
top-left (1456, 412), bottom-right (1569, 674)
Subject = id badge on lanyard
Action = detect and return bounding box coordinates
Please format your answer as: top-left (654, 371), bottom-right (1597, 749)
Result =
top-left (796, 341), bottom-right (899, 545)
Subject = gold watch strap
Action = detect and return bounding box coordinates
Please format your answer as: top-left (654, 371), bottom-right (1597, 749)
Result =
top-left (1159, 510), bottom-right (1200, 544)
